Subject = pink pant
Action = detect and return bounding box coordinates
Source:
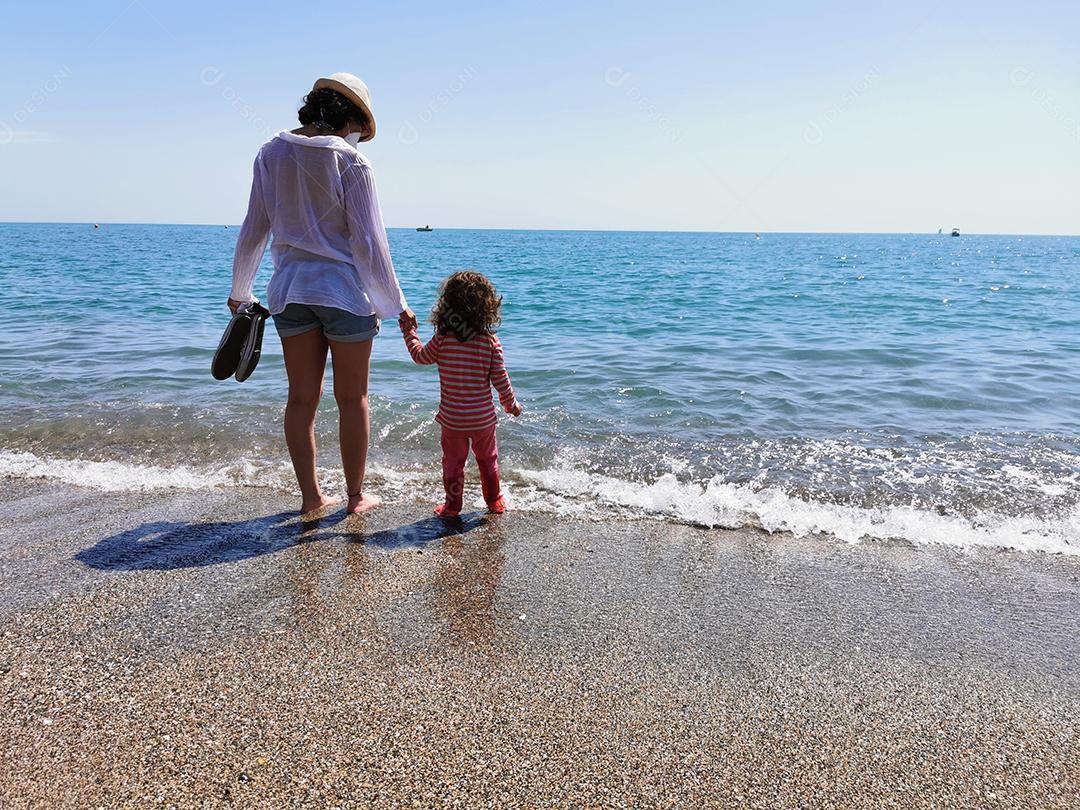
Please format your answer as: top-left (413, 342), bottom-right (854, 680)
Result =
top-left (441, 425), bottom-right (501, 512)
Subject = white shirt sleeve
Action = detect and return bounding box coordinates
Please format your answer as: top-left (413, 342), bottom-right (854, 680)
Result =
top-left (229, 156), bottom-right (271, 302)
top-left (342, 159), bottom-right (408, 320)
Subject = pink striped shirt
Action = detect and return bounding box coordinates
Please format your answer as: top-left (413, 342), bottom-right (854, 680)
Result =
top-left (404, 328), bottom-right (519, 431)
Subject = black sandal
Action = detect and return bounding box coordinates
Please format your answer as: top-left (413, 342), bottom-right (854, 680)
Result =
top-left (211, 301), bottom-right (270, 382)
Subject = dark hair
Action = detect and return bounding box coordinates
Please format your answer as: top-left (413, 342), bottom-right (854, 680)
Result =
top-left (430, 271), bottom-right (503, 342)
top-left (297, 87), bottom-right (370, 134)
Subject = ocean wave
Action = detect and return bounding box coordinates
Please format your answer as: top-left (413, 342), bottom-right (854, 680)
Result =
top-left (2, 448), bottom-right (1076, 555)
top-left (0, 448), bottom-right (444, 503)
top-left (514, 465), bottom-right (1080, 555)
top-left (0, 450), bottom-right (276, 492)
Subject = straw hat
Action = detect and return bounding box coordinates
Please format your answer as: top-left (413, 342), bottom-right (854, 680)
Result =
top-left (312, 72), bottom-right (376, 141)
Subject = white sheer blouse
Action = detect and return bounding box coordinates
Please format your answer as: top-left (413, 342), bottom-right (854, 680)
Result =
top-left (229, 131), bottom-right (408, 320)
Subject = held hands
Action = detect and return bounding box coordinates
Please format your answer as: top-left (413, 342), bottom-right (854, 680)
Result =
top-left (398, 308), bottom-right (418, 334)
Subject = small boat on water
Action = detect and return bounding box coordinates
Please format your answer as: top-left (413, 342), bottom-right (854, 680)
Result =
top-left (416, 225), bottom-right (433, 232)
top-left (951, 228), bottom-right (960, 237)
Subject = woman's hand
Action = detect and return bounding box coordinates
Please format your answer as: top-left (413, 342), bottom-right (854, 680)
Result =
top-left (227, 298), bottom-right (246, 314)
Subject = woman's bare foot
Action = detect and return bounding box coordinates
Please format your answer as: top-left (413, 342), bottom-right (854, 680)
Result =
top-left (347, 491), bottom-right (382, 515)
top-left (300, 494), bottom-right (339, 515)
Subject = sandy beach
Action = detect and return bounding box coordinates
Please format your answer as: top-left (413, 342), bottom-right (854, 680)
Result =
top-left (1, 477), bottom-right (1078, 807)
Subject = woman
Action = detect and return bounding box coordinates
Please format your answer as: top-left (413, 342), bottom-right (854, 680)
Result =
top-left (228, 73), bottom-right (414, 515)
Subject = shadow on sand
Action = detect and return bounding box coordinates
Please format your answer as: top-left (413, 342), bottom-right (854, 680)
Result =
top-left (75, 510), bottom-right (487, 572)
top-left (355, 514), bottom-right (487, 551)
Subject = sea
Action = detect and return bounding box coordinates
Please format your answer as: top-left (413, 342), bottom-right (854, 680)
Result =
top-left (1, 223), bottom-right (1078, 553)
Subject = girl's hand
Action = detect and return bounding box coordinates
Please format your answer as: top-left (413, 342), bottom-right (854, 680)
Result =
top-left (398, 308), bottom-right (418, 332)
top-left (509, 402), bottom-right (523, 417)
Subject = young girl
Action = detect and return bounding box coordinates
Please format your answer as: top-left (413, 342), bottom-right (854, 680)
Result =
top-left (399, 271), bottom-right (522, 517)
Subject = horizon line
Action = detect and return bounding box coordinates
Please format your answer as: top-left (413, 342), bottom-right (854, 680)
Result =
top-left (1, 220), bottom-right (1077, 238)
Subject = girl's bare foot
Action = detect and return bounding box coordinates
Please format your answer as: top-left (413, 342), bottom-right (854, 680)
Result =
top-left (434, 503), bottom-right (460, 518)
top-left (300, 494), bottom-right (339, 515)
top-left (347, 491), bottom-right (382, 515)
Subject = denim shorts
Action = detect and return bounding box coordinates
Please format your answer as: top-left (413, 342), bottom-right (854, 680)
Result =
top-left (272, 303), bottom-right (380, 342)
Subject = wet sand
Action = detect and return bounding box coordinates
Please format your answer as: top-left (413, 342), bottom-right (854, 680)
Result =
top-left (1, 478), bottom-right (1078, 808)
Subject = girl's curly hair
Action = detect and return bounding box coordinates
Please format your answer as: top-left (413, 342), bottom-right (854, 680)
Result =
top-left (430, 271), bottom-right (502, 342)
top-left (297, 87), bottom-right (371, 135)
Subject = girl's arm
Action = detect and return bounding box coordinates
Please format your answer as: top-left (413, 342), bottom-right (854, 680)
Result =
top-left (342, 158), bottom-right (410, 320)
top-left (489, 335), bottom-right (522, 415)
top-left (229, 155), bottom-right (271, 304)
top-left (403, 326), bottom-right (441, 365)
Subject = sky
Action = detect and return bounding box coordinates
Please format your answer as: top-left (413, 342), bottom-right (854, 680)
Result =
top-left (1, 1), bottom-right (1078, 233)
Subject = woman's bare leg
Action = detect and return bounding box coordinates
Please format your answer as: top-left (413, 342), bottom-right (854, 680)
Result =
top-left (281, 329), bottom-right (334, 513)
top-left (329, 338), bottom-right (380, 514)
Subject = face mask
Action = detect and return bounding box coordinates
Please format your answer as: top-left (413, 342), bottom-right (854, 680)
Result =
top-left (344, 132), bottom-right (363, 148)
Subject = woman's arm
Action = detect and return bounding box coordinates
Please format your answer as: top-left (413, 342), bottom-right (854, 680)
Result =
top-left (402, 326), bottom-right (441, 365)
top-left (229, 155), bottom-right (271, 305)
top-left (489, 335), bottom-right (522, 415)
top-left (342, 160), bottom-right (410, 320)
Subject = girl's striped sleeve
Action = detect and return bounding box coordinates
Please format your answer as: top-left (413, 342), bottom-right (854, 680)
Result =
top-left (489, 335), bottom-right (518, 412)
top-left (404, 327), bottom-right (441, 365)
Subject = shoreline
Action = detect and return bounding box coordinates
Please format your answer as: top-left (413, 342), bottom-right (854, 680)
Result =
top-left (1, 478), bottom-right (1079, 806)
top-left (2, 447), bottom-right (1078, 556)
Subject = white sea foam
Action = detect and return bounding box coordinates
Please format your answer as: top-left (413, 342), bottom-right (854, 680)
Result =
top-left (513, 466), bottom-right (1080, 556)
top-left (0, 450), bottom-right (274, 492)
top-left (2, 448), bottom-right (1077, 555)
